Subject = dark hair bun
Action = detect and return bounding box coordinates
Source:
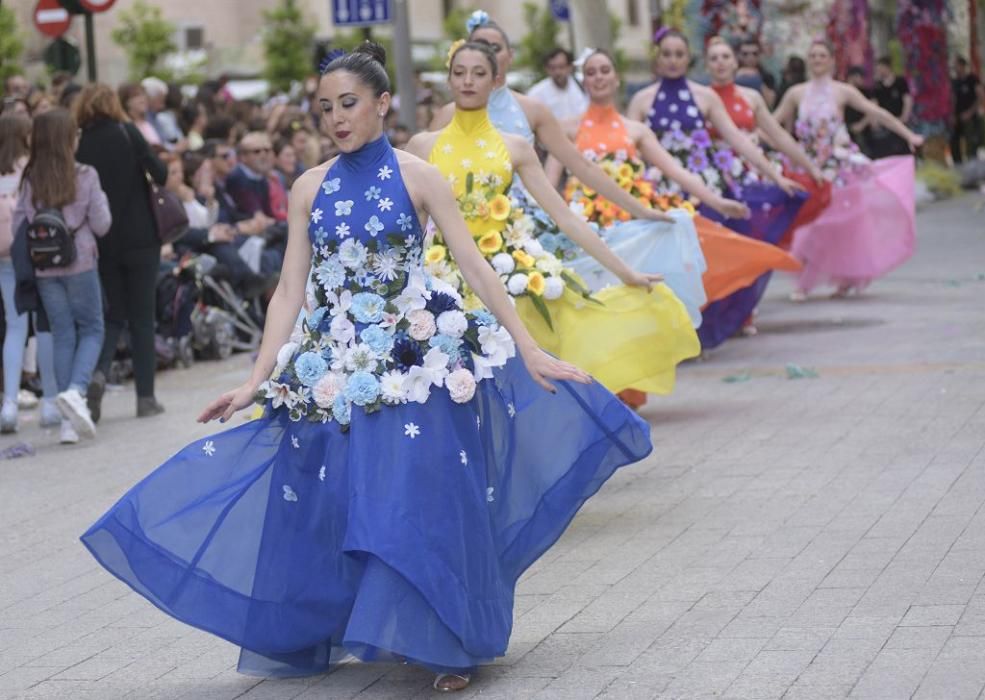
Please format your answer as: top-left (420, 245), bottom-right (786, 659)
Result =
top-left (354, 41), bottom-right (387, 68)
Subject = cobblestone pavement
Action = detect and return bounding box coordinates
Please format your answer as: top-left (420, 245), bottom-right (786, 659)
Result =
top-left (1, 195), bottom-right (984, 700)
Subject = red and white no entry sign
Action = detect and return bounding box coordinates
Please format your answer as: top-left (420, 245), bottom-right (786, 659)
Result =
top-left (78, 0), bottom-right (117, 12)
top-left (34, 0), bottom-right (71, 38)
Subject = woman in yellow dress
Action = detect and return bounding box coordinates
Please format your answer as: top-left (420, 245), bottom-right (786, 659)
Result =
top-left (406, 41), bottom-right (699, 403)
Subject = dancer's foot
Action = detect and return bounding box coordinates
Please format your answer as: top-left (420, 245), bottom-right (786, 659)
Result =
top-left (617, 389), bottom-right (647, 410)
top-left (433, 673), bottom-right (471, 692)
top-left (789, 290), bottom-right (807, 303)
top-left (741, 324), bottom-right (758, 337)
top-left (830, 285), bottom-right (855, 299)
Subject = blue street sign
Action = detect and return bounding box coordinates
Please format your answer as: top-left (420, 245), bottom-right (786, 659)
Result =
top-left (333, 0), bottom-right (391, 26)
top-left (550, 0), bottom-right (569, 21)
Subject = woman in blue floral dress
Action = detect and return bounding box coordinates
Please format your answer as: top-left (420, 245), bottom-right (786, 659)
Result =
top-left (80, 44), bottom-right (652, 692)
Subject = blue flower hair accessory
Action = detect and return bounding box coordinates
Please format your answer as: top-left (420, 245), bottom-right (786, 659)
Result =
top-left (466, 9), bottom-right (489, 34)
top-left (319, 48), bottom-right (348, 74)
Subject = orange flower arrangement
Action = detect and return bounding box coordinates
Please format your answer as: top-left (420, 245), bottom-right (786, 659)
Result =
top-left (565, 154), bottom-right (693, 228)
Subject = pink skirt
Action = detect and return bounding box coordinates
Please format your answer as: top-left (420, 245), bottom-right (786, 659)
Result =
top-left (791, 156), bottom-right (915, 293)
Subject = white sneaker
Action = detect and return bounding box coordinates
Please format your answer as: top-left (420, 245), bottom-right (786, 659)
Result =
top-left (39, 398), bottom-right (62, 429)
top-left (59, 419), bottom-right (79, 445)
top-left (17, 389), bottom-right (38, 409)
top-left (0, 399), bottom-right (18, 434)
top-left (56, 389), bottom-right (96, 439)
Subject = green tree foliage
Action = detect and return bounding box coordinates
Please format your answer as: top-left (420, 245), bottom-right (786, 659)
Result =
top-left (0, 6), bottom-right (25, 83)
top-left (262, 0), bottom-right (316, 94)
top-left (110, 0), bottom-right (177, 81)
top-left (515, 2), bottom-right (562, 78)
top-left (0, 5), bottom-right (24, 82)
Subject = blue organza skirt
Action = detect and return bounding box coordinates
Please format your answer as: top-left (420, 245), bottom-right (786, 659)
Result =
top-left (80, 357), bottom-right (651, 677)
top-left (697, 183), bottom-right (807, 349)
top-left (563, 210), bottom-right (707, 328)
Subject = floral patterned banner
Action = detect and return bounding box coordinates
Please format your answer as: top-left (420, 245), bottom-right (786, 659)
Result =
top-left (897, 0), bottom-right (952, 136)
top-left (826, 0), bottom-right (873, 79)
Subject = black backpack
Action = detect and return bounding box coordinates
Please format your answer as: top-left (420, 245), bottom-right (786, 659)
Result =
top-left (26, 208), bottom-right (77, 270)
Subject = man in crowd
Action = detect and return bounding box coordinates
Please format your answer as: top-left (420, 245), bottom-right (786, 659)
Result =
top-left (526, 48), bottom-right (588, 122)
top-left (844, 66), bottom-right (873, 156)
top-left (952, 57), bottom-right (984, 163)
top-left (869, 57), bottom-right (913, 158)
top-left (4, 74), bottom-right (29, 99)
top-left (735, 39), bottom-right (777, 107)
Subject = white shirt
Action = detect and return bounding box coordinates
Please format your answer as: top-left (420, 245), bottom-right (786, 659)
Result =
top-left (526, 76), bottom-right (589, 122)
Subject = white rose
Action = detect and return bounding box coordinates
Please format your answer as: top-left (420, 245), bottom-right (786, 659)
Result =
top-left (329, 315), bottom-right (355, 344)
top-left (523, 239), bottom-right (544, 257)
top-left (491, 252), bottom-right (515, 275)
top-left (312, 372), bottom-right (345, 408)
top-left (436, 310), bottom-right (468, 338)
top-left (543, 276), bottom-right (565, 300)
top-left (407, 309), bottom-right (437, 341)
top-left (507, 274), bottom-right (529, 296)
top-left (275, 341), bottom-right (299, 374)
top-left (478, 325), bottom-right (516, 366)
top-left (403, 367), bottom-right (433, 404)
top-left (446, 368), bottom-right (477, 403)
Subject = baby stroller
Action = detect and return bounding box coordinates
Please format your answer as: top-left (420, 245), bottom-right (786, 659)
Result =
top-left (155, 254), bottom-right (265, 366)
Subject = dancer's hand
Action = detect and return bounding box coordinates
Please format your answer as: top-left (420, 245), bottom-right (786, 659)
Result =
top-left (714, 197), bottom-right (751, 220)
top-left (908, 133), bottom-right (925, 150)
top-left (809, 166), bottom-right (826, 186)
top-left (198, 382), bottom-right (259, 423)
top-left (641, 207), bottom-right (676, 223)
top-left (618, 269), bottom-right (664, 290)
top-left (777, 175), bottom-right (806, 196)
top-left (519, 347), bottom-right (592, 393)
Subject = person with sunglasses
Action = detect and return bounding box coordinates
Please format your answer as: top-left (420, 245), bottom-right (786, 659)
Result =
top-left (735, 39), bottom-right (777, 108)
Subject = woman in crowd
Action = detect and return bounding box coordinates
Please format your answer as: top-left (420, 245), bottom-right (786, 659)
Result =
top-left (627, 28), bottom-right (806, 349)
top-left (118, 83), bottom-right (162, 148)
top-left (273, 138), bottom-right (302, 189)
top-left (408, 40), bottom-right (699, 407)
top-left (773, 40), bottom-right (923, 299)
top-left (74, 83), bottom-right (168, 421)
top-left (0, 114), bottom-right (61, 433)
top-left (14, 110), bottom-right (110, 444)
top-left (163, 151), bottom-right (217, 229)
top-left (82, 42), bottom-right (652, 693)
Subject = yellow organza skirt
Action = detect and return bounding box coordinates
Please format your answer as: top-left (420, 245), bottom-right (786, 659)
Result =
top-left (516, 282), bottom-right (699, 396)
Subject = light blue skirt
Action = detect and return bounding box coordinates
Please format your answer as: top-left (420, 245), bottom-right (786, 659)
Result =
top-left (563, 210), bottom-right (707, 328)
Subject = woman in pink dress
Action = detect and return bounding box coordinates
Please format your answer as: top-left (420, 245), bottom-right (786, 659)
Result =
top-left (773, 40), bottom-right (924, 299)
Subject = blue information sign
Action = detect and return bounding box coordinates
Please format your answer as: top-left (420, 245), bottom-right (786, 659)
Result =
top-left (333, 0), bottom-right (391, 26)
top-left (550, 0), bottom-right (570, 21)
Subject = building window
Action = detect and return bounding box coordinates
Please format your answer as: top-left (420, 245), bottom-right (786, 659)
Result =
top-left (180, 25), bottom-right (205, 51)
top-left (626, 0), bottom-right (640, 26)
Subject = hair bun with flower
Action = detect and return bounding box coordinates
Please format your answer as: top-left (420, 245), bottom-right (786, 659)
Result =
top-left (653, 26), bottom-right (670, 44)
top-left (466, 9), bottom-right (490, 33)
top-left (446, 39), bottom-right (466, 69)
top-left (319, 48), bottom-right (347, 74)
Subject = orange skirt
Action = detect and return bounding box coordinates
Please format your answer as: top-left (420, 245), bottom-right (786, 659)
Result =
top-left (695, 215), bottom-right (802, 304)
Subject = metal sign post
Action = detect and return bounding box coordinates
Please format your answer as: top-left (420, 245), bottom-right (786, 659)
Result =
top-left (392, 0), bottom-right (415, 134)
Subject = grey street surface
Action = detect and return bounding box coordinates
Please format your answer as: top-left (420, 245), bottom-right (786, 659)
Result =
top-left (1, 194), bottom-right (984, 699)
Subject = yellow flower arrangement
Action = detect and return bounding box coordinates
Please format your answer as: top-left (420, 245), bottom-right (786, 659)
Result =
top-left (617, 163), bottom-right (634, 180)
top-left (477, 230), bottom-right (504, 255)
top-left (488, 194), bottom-right (511, 221)
top-left (512, 249), bottom-right (535, 268)
top-left (425, 244), bottom-right (447, 265)
top-left (526, 271), bottom-right (546, 296)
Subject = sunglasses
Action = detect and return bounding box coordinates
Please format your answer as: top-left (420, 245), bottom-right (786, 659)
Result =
top-left (242, 147), bottom-right (272, 155)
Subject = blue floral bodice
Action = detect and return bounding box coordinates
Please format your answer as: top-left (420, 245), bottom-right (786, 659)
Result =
top-left (260, 136), bottom-right (516, 427)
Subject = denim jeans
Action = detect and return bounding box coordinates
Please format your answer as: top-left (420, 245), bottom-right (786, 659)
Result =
top-left (0, 258), bottom-right (57, 401)
top-left (37, 268), bottom-right (105, 394)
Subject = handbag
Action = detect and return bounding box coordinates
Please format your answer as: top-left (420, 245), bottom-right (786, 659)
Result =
top-left (120, 124), bottom-right (189, 244)
top-left (145, 171), bottom-right (189, 244)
